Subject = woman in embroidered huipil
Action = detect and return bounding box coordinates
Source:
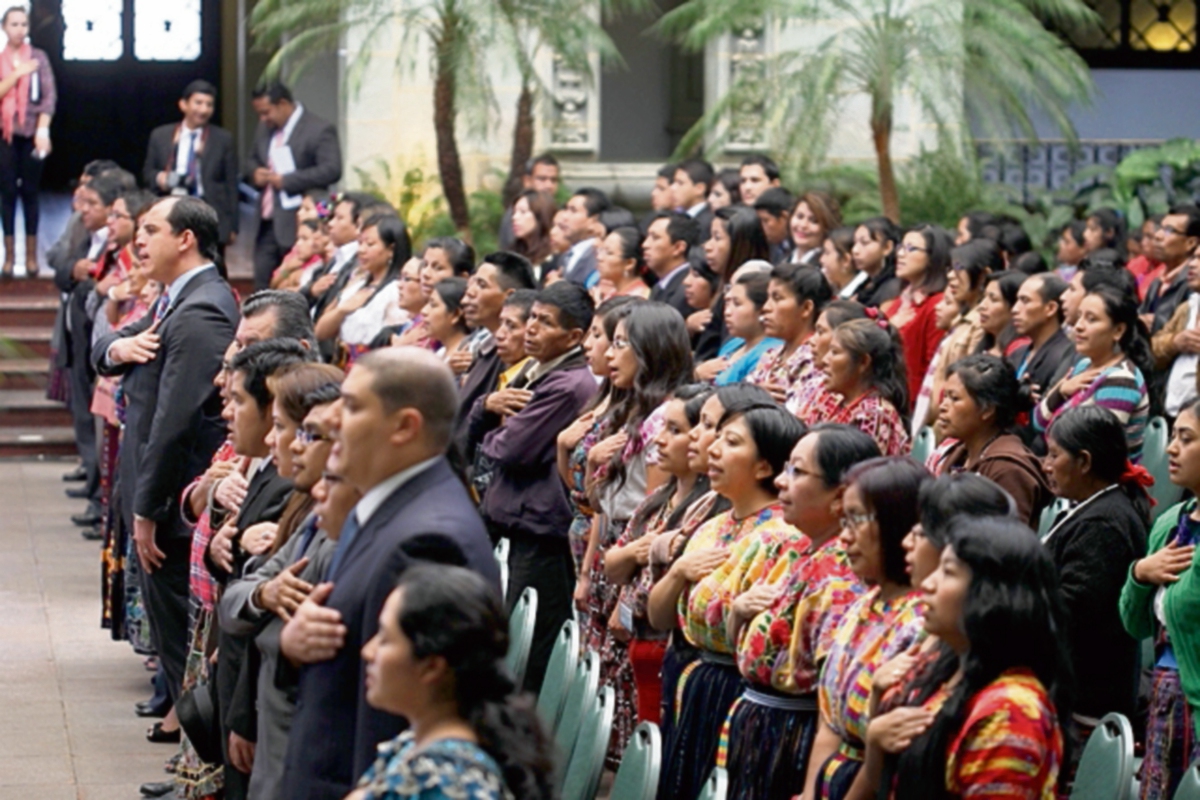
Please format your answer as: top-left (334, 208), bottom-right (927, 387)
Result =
top-left (748, 263), bottom-right (833, 407)
top-left (804, 457), bottom-right (929, 800)
top-left (800, 318), bottom-right (911, 457)
top-left (720, 424), bottom-right (880, 799)
top-left (355, 565), bottom-right (554, 800)
top-left (873, 518), bottom-right (1070, 800)
top-left (648, 399), bottom-right (806, 800)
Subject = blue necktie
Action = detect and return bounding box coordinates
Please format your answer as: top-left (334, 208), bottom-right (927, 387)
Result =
top-left (291, 515), bottom-right (319, 564)
top-left (153, 293), bottom-right (170, 323)
top-left (324, 514), bottom-right (361, 581)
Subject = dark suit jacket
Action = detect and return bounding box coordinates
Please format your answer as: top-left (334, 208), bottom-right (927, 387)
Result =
top-left (245, 107), bottom-right (342, 251)
top-left (453, 337), bottom-right (502, 464)
top-left (1044, 488), bottom-right (1147, 719)
top-left (93, 268), bottom-right (239, 538)
top-left (50, 230), bottom-right (95, 371)
top-left (280, 457), bottom-right (499, 800)
top-left (143, 123), bottom-right (240, 244)
top-left (649, 264), bottom-right (695, 321)
top-left (1010, 328), bottom-right (1076, 455)
top-left (561, 241), bottom-right (598, 287)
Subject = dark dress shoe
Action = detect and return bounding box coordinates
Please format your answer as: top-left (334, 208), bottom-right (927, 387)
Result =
top-left (64, 485), bottom-right (90, 499)
top-left (139, 780), bottom-right (175, 797)
top-left (71, 502), bottom-right (102, 527)
top-left (136, 699), bottom-right (170, 718)
top-left (147, 722), bottom-right (181, 744)
top-left (80, 525), bottom-right (103, 542)
top-left (62, 466), bottom-right (86, 482)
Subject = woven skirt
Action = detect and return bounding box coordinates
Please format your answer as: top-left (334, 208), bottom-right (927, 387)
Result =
top-left (1141, 667), bottom-right (1200, 800)
top-left (658, 653), bottom-right (745, 800)
top-left (722, 687), bottom-right (819, 800)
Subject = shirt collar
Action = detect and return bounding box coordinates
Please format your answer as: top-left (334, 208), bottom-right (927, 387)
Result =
top-left (686, 201), bottom-right (707, 218)
top-left (526, 345), bottom-right (582, 383)
top-left (353, 455), bottom-right (441, 527)
top-left (333, 240), bottom-right (359, 269)
top-left (659, 261), bottom-right (690, 287)
top-left (164, 262), bottom-right (215, 307)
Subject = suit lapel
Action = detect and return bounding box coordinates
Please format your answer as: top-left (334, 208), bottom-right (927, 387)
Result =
top-left (333, 459), bottom-right (452, 579)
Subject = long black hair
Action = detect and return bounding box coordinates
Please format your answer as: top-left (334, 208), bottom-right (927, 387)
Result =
top-left (945, 353), bottom-right (1031, 433)
top-left (394, 565), bottom-right (556, 800)
top-left (949, 239), bottom-right (1003, 309)
top-left (580, 295), bottom-right (640, 415)
top-left (917, 473), bottom-right (1017, 550)
top-left (807, 423), bottom-right (882, 488)
top-left (833, 318), bottom-right (909, 422)
top-left (976, 270), bottom-right (1027, 355)
top-left (603, 303), bottom-right (695, 488)
top-left (628, 384), bottom-right (716, 534)
top-left (1083, 283), bottom-right (1154, 381)
top-left (362, 214), bottom-right (412, 305)
top-left (1047, 405), bottom-right (1152, 525)
top-left (431, 277), bottom-right (471, 336)
top-left (716, 205), bottom-right (770, 278)
top-left (891, 518), bottom-right (1073, 800)
top-left (903, 224), bottom-right (952, 295)
top-left (717, 404), bottom-right (807, 493)
top-left (843, 456), bottom-right (929, 585)
top-left (858, 216), bottom-right (901, 275)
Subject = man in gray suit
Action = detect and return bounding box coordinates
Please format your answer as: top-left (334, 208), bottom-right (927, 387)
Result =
top-left (246, 83), bottom-right (342, 290)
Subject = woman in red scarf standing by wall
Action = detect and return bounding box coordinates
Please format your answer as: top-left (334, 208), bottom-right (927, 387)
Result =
top-left (0, 5), bottom-right (55, 278)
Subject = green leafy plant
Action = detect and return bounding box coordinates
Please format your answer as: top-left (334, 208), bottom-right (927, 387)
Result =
top-left (1068, 138), bottom-right (1200, 230)
top-left (659, 0), bottom-right (1099, 222)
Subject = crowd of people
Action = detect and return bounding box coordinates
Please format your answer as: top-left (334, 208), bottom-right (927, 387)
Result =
top-left (40, 74), bottom-right (1200, 800)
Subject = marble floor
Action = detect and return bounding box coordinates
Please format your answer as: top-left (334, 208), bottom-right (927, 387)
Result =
top-left (0, 460), bottom-right (169, 800)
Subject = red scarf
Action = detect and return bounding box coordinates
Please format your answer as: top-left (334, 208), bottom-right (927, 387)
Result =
top-left (0, 43), bottom-right (31, 144)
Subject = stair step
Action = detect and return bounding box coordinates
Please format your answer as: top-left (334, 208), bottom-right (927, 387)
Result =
top-left (0, 389), bottom-right (70, 427)
top-left (0, 326), bottom-right (52, 358)
top-left (0, 425), bottom-right (76, 458)
top-left (0, 358), bottom-right (49, 389)
top-left (0, 277), bottom-right (60, 298)
top-left (0, 296), bottom-right (59, 326)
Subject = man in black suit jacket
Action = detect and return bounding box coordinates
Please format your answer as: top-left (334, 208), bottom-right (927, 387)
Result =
top-left (143, 80), bottom-right (239, 248)
top-left (672, 158), bottom-right (714, 243)
top-left (92, 197), bottom-right (239, 701)
top-left (279, 348), bottom-right (499, 800)
top-left (646, 211), bottom-right (701, 320)
top-left (246, 82), bottom-right (343, 290)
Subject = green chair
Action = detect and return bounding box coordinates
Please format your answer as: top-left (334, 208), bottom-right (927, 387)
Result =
top-left (697, 766), bottom-right (729, 800)
top-left (609, 722), bottom-right (661, 800)
top-left (554, 649), bottom-right (599, 771)
top-left (1145, 416), bottom-right (1183, 520)
top-left (1037, 497), bottom-right (1070, 539)
top-left (536, 620), bottom-right (579, 734)
top-left (1174, 761), bottom-right (1200, 799)
top-left (1069, 712), bottom-right (1134, 800)
top-left (504, 587), bottom-right (537, 689)
top-left (494, 538), bottom-right (510, 601)
top-left (561, 685), bottom-right (615, 800)
top-left (911, 425), bottom-right (936, 466)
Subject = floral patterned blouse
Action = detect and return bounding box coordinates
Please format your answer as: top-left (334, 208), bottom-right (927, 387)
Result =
top-left (736, 537), bottom-right (864, 693)
top-left (677, 505), bottom-right (807, 655)
top-left (944, 669), bottom-right (1063, 799)
top-left (747, 339), bottom-right (816, 397)
top-left (818, 588), bottom-right (925, 751)
top-left (357, 732), bottom-right (513, 800)
top-left (798, 389), bottom-right (910, 457)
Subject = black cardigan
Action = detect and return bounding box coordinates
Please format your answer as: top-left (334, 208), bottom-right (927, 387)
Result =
top-left (1044, 487), bottom-right (1149, 720)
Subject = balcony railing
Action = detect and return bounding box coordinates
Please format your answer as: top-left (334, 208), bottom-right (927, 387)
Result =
top-left (975, 139), bottom-right (1165, 204)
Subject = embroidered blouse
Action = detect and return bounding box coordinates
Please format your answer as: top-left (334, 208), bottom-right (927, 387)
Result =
top-left (357, 732), bottom-right (513, 800)
top-left (747, 339), bottom-right (816, 396)
top-left (818, 588), bottom-right (925, 751)
top-left (799, 389), bottom-right (910, 457)
top-left (737, 536), bottom-right (864, 693)
top-left (677, 505), bottom-right (807, 654)
top-left (944, 669), bottom-right (1063, 799)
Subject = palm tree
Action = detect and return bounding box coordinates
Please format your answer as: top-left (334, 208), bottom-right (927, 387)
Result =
top-left (250, 0), bottom-right (637, 240)
top-left (659, 0), bottom-right (1099, 222)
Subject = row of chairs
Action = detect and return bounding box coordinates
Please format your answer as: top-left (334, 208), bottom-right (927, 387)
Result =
top-left (914, 416), bottom-right (1183, 531)
top-left (1069, 710), bottom-right (1200, 800)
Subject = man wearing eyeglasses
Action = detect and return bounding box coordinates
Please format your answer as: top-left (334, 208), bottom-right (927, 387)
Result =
top-left (1142, 205), bottom-right (1200, 334)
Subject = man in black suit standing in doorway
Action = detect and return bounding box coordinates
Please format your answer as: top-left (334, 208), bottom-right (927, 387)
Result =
top-left (143, 80), bottom-right (240, 253)
top-left (246, 82), bottom-right (342, 290)
top-left (92, 197), bottom-right (239, 704)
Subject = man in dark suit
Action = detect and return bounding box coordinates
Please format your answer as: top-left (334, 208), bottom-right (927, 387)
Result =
top-left (143, 80), bottom-right (239, 250)
top-left (92, 197), bottom-right (239, 702)
top-left (279, 348), bottom-right (498, 800)
top-left (205, 338), bottom-right (310, 800)
top-left (646, 211), bottom-right (701, 320)
top-left (554, 187), bottom-right (609, 287)
top-left (671, 158), bottom-right (714, 243)
top-left (246, 82), bottom-right (342, 290)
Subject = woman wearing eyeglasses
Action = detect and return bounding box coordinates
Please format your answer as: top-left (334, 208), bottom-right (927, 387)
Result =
top-left (649, 398), bottom-right (807, 800)
top-left (720, 424), bottom-right (880, 800)
top-left (883, 225), bottom-right (952, 409)
top-left (803, 457), bottom-right (929, 800)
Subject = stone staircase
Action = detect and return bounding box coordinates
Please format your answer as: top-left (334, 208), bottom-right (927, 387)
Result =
top-left (0, 278), bottom-right (74, 457)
